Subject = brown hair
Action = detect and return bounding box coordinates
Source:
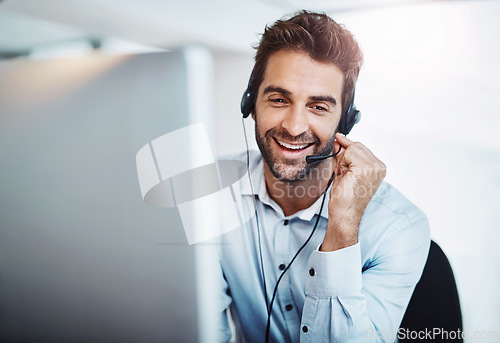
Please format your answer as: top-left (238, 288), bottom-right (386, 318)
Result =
top-left (252, 10), bottom-right (363, 114)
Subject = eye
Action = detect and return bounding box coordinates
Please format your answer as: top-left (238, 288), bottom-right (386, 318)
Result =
top-left (311, 104), bottom-right (328, 112)
top-left (269, 98), bottom-right (287, 104)
top-left (268, 97), bottom-right (288, 106)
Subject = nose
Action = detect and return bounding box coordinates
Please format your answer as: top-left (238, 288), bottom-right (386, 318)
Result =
top-left (281, 105), bottom-right (309, 137)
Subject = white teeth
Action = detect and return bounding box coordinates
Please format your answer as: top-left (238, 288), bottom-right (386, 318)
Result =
top-left (276, 139), bottom-right (311, 150)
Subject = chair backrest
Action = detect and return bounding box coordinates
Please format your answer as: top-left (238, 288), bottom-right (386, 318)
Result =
top-left (399, 240), bottom-right (463, 342)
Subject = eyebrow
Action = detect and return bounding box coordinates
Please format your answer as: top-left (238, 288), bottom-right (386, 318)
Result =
top-left (262, 85), bottom-right (337, 106)
top-left (310, 95), bottom-right (337, 106)
top-left (263, 85), bottom-right (291, 96)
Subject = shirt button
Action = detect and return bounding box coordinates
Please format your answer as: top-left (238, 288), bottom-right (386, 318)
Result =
top-left (302, 325), bottom-right (308, 333)
top-left (285, 304), bottom-right (293, 311)
top-left (283, 219), bottom-right (289, 225)
top-left (309, 268), bottom-right (315, 276)
top-left (279, 264), bottom-right (286, 270)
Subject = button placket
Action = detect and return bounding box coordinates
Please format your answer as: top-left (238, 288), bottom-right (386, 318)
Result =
top-left (274, 217), bottom-right (296, 339)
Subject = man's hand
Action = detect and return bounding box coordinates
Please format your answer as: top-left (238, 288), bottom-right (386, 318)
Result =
top-left (320, 133), bottom-right (386, 252)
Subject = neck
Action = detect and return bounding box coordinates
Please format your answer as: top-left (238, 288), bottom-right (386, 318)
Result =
top-left (263, 162), bottom-right (333, 217)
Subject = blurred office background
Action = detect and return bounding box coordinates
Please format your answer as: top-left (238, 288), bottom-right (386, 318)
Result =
top-left (0, 0), bottom-right (499, 342)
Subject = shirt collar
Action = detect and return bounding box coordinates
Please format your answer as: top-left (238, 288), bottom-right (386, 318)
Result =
top-left (240, 151), bottom-right (330, 221)
top-left (240, 151), bottom-right (265, 196)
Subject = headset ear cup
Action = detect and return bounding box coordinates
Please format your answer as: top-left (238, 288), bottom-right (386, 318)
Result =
top-left (241, 70), bottom-right (255, 118)
top-left (338, 114), bottom-right (347, 135)
top-left (344, 108), bottom-right (360, 134)
top-left (354, 109), bottom-right (361, 124)
top-left (241, 90), bottom-right (253, 118)
top-left (339, 100), bottom-right (353, 135)
top-left (340, 91), bottom-right (361, 135)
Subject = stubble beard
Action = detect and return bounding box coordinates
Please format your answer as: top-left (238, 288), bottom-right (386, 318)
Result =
top-left (255, 120), bottom-right (335, 183)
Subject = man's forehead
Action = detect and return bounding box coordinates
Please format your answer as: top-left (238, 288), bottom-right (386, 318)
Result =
top-left (264, 50), bottom-right (343, 74)
top-left (259, 50), bottom-right (344, 98)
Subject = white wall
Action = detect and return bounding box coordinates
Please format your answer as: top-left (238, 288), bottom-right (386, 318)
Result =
top-left (213, 50), bottom-right (255, 156)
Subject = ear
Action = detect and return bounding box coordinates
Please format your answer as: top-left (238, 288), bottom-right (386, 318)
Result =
top-left (251, 112), bottom-right (256, 120)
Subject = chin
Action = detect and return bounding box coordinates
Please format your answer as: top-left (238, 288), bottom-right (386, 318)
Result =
top-left (270, 161), bottom-right (311, 182)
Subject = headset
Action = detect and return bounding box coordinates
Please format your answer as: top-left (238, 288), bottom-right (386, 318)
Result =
top-left (240, 68), bottom-right (361, 343)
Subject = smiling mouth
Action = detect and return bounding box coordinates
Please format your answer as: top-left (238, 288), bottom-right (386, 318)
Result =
top-left (274, 138), bottom-right (314, 151)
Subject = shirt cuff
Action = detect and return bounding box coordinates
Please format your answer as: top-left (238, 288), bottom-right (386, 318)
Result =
top-left (305, 243), bottom-right (362, 297)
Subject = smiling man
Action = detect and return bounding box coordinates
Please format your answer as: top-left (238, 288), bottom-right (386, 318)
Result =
top-left (254, 49), bottom-right (344, 216)
top-left (216, 11), bottom-right (430, 342)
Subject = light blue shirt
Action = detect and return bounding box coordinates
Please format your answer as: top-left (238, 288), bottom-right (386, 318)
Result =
top-left (216, 151), bottom-right (430, 342)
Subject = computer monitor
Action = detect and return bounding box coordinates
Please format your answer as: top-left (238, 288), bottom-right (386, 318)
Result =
top-left (0, 49), bottom-right (219, 343)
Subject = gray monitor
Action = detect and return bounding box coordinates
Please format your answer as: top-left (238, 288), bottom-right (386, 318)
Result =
top-left (0, 49), bottom-right (218, 343)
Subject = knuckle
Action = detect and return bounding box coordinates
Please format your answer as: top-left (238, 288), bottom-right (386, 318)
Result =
top-left (351, 142), bottom-right (364, 151)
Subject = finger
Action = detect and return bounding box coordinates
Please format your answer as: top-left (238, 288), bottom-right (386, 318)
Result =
top-left (333, 140), bottom-right (344, 176)
top-left (334, 157), bottom-right (341, 176)
top-left (335, 132), bottom-right (354, 148)
top-left (333, 139), bottom-right (345, 157)
top-left (334, 150), bottom-right (349, 177)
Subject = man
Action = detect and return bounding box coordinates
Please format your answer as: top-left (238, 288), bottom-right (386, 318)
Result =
top-left (217, 10), bottom-right (430, 342)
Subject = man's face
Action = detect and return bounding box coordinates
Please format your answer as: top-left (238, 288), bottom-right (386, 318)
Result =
top-left (253, 50), bottom-right (344, 182)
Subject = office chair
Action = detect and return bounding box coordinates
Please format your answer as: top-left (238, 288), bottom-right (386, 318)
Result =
top-left (399, 240), bottom-right (463, 342)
